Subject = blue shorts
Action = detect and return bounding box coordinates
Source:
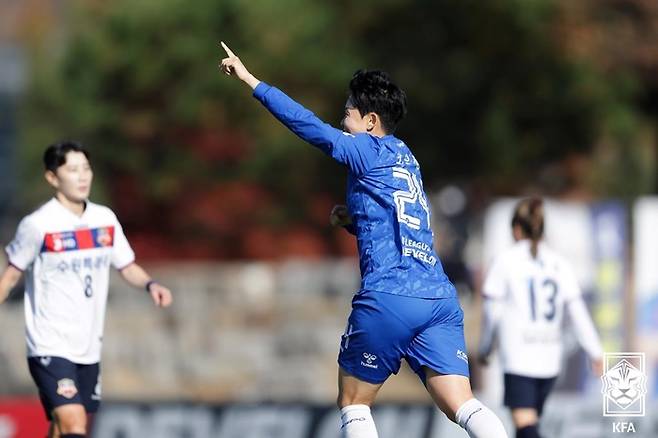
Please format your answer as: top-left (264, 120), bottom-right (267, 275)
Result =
top-left (27, 356), bottom-right (101, 420)
top-left (337, 291), bottom-right (470, 384)
top-left (504, 373), bottom-right (557, 415)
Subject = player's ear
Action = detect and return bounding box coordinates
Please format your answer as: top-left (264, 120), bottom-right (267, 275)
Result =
top-left (366, 113), bottom-right (377, 132)
top-left (511, 224), bottom-right (524, 241)
top-left (44, 170), bottom-right (59, 189)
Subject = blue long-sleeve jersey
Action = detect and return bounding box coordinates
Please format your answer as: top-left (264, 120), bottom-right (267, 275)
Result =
top-left (254, 82), bottom-right (457, 299)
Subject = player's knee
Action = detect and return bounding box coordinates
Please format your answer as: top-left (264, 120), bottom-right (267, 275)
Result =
top-left (511, 408), bottom-right (538, 429)
top-left (337, 393), bottom-right (344, 409)
top-left (53, 406), bottom-right (87, 434)
top-left (337, 391), bottom-right (375, 409)
top-left (337, 393), bottom-right (365, 409)
top-left (337, 370), bottom-right (380, 409)
top-left (57, 419), bottom-right (87, 435)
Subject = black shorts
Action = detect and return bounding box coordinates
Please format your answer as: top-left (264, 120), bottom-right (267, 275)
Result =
top-left (503, 373), bottom-right (556, 415)
top-left (27, 356), bottom-right (101, 420)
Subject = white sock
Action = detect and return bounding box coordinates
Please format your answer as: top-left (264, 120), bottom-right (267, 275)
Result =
top-left (340, 404), bottom-right (378, 438)
top-left (456, 398), bottom-right (508, 438)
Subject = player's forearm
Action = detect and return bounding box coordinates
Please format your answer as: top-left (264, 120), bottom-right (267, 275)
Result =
top-left (0, 286), bottom-right (10, 305)
top-left (478, 297), bottom-right (502, 357)
top-left (119, 263), bottom-right (153, 291)
top-left (242, 73), bottom-right (260, 90)
top-left (0, 266), bottom-right (22, 304)
top-left (568, 298), bottom-right (604, 360)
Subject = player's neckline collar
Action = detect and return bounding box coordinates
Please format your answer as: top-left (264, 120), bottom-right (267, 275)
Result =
top-left (51, 197), bottom-right (89, 220)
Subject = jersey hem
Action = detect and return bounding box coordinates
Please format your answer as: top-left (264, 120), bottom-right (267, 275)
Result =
top-left (27, 353), bottom-right (101, 365)
top-left (337, 361), bottom-right (388, 385)
top-left (357, 288), bottom-right (458, 300)
top-left (411, 360), bottom-right (470, 381)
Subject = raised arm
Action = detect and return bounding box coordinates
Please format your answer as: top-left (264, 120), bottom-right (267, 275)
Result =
top-left (218, 42), bottom-right (380, 176)
top-left (0, 265), bottom-right (23, 305)
top-left (219, 41), bottom-right (261, 89)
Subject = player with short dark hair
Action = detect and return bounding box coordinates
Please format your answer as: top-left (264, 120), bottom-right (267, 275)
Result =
top-left (478, 197), bottom-right (603, 438)
top-left (219, 42), bottom-right (508, 438)
top-left (345, 69), bottom-right (407, 133)
top-left (0, 141), bottom-right (173, 438)
top-left (43, 142), bottom-right (91, 173)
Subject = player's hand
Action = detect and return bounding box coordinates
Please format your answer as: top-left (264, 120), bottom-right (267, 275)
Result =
top-left (219, 41), bottom-right (260, 89)
top-left (591, 357), bottom-right (603, 377)
top-left (149, 283), bottom-right (173, 308)
top-left (330, 205), bottom-right (352, 227)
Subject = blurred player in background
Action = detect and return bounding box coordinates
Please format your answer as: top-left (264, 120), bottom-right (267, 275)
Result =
top-left (478, 197), bottom-right (603, 438)
top-left (219, 42), bottom-right (508, 438)
top-left (0, 141), bottom-right (173, 438)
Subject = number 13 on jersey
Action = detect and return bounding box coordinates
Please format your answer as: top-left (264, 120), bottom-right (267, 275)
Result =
top-left (528, 277), bottom-right (558, 322)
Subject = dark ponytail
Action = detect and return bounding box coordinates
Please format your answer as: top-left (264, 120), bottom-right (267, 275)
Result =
top-left (511, 197), bottom-right (544, 257)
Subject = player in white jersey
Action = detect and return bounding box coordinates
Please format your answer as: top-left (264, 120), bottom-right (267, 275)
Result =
top-left (0, 141), bottom-right (173, 438)
top-left (478, 197), bottom-right (603, 438)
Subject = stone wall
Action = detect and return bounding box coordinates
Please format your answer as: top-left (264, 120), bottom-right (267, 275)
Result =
top-left (1, 259), bottom-right (480, 402)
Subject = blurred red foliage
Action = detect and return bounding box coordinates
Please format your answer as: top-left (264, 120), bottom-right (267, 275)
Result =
top-left (185, 128), bottom-right (251, 163)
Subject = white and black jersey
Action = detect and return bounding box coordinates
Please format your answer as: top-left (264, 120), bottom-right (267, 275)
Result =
top-left (480, 240), bottom-right (602, 378)
top-left (5, 198), bottom-right (135, 364)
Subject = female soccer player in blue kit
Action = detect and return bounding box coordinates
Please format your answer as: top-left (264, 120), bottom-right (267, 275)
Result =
top-left (219, 42), bottom-right (508, 438)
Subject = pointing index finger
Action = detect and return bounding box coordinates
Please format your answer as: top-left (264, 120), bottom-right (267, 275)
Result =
top-left (220, 41), bottom-right (236, 58)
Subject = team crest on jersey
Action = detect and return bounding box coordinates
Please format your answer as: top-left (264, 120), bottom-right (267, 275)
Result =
top-left (602, 353), bottom-right (646, 417)
top-left (56, 378), bottom-right (78, 399)
top-left (95, 227), bottom-right (113, 247)
top-left (42, 226), bottom-right (115, 253)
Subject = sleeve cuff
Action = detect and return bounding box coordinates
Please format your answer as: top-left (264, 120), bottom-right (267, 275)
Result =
top-left (481, 292), bottom-right (501, 300)
top-left (116, 260), bottom-right (136, 271)
top-left (252, 82), bottom-right (272, 100)
top-left (4, 249), bottom-right (25, 272)
top-left (8, 261), bottom-right (25, 272)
